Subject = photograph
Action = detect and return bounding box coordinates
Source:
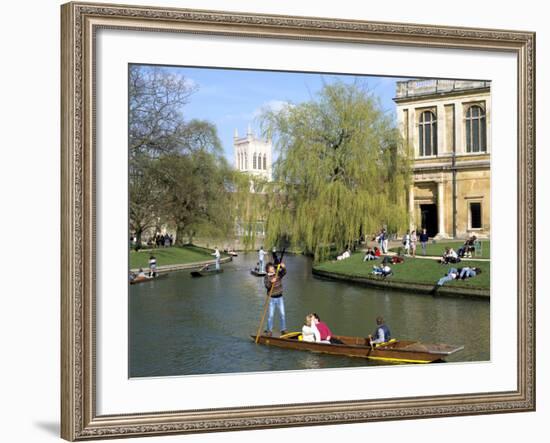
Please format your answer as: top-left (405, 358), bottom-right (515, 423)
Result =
top-left (127, 65), bottom-right (491, 377)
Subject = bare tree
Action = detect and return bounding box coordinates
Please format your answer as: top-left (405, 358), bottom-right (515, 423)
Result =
top-left (129, 65), bottom-right (198, 157)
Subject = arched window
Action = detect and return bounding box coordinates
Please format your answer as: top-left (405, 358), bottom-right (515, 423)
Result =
top-left (253, 153), bottom-right (257, 169)
top-left (263, 154), bottom-right (267, 170)
top-left (418, 111), bottom-right (437, 156)
top-left (244, 152), bottom-right (248, 169)
top-left (465, 105), bottom-right (486, 153)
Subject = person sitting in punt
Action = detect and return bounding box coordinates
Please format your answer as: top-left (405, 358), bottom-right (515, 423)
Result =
top-left (312, 313), bottom-right (344, 344)
top-left (368, 316), bottom-right (392, 345)
top-left (301, 314), bottom-right (322, 343)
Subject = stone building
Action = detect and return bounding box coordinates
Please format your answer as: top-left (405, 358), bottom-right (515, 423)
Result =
top-left (233, 125), bottom-right (273, 182)
top-left (394, 79), bottom-right (491, 239)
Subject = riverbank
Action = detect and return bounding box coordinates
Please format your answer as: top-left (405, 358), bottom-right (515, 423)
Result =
top-left (129, 244), bottom-right (229, 270)
top-left (313, 253), bottom-right (490, 298)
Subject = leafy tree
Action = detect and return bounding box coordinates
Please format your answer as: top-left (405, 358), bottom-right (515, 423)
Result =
top-left (129, 65), bottom-right (232, 247)
top-left (260, 81), bottom-right (411, 261)
top-left (129, 155), bottom-right (163, 250)
top-left (152, 149), bottom-right (233, 246)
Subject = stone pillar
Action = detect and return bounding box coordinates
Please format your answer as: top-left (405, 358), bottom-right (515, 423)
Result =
top-left (408, 185), bottom-right (415, 231)
top-left (437, 181), bottom-right (447, 237)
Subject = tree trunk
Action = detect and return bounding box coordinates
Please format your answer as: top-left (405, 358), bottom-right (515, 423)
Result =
top-left (135, 229), bottom-right (143, 251)
top-left (175, 223), bottom-right (186, 247)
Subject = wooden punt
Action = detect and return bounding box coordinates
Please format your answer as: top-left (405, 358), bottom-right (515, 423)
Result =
top-left (190, 269), bottom-right (224, 278)
top-left (129, 274), bottom-right (166, 285)
top-left (252, 333), bottom-right (464, 364)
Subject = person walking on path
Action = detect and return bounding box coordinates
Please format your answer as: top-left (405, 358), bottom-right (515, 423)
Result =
top-left (410, 230), bottom-right (418, 257)
top-left (263, 261), bottom-right (287, 336)
top-left (419, 229), bottom-right (429, 256)
top-left (258, 246), bottom-right (267, 273)
top-left (403, 230), bottom-right (411, 255)
top-left (212, 247), bottom-right (221, 271)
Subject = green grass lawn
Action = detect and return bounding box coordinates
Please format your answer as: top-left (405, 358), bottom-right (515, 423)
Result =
top-left (390, 239), bottom-right (490, 259)
top-left (129, 245), bottom-right (218, 269)
top-left (314, 253), bottom-right (490, 290)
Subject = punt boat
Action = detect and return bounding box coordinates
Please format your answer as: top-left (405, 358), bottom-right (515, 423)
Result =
top-left (252, 332), bottom-right (464, 364)
top-left (250, 269), bottom-right (267, 276)
top-left (190, 269), bottom-right (224, 278)
top-left (129, 274), bottom-right (166, 285)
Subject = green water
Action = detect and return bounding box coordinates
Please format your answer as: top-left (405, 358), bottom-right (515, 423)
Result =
top-left (129, 253), bottom-right (489, 377)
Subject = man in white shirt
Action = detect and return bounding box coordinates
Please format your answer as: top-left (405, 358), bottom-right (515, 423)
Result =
top-left (258, 246), bottom-right (266, 273)
top-left (212, 247), bottom-right (221, 271)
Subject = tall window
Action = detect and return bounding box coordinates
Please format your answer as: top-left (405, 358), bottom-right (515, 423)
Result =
top-left (418, 111), bottom-right (437, 156)
top-left (465, 105), bottom-right (486, 153)
top-left (469, 202), bottom-right (482, 229)
top-left (253, 153), bottom-right (257, 169)
top-left (263, 154), bottom-right (267, 170)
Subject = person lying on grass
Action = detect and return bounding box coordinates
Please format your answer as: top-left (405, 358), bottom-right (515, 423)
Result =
top-left (459, 266), bottom-right (482, 280)
top-left (372, 264), bottom-right (392, 277)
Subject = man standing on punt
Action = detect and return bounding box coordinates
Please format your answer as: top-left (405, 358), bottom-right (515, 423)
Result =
top-left (258, 246), bottom-right (267, 273)
top-left (263, 261), bottom-right (287, 337)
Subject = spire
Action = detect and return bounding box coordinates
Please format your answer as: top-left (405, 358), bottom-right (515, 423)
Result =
top-left (234, 128), bottom-right (239, 139)
top-left (247, 124), bottom-right (253, 137)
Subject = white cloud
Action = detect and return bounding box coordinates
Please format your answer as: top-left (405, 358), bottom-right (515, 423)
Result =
top-left (253, 99), bottom-right (292, 119)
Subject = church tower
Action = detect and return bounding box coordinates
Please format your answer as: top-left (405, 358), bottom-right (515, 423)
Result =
top-left (233, 126), bottom-right (273, 181)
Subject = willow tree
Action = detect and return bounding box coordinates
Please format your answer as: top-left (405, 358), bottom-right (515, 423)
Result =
top-left (260, 81), bottom-right (411, 261)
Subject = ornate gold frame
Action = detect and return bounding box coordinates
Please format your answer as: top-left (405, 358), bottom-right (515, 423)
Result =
top-left (61, 2), bottom-right (536, 440)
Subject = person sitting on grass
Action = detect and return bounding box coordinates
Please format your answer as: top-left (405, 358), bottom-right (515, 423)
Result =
top-left (439, 247), bottom-right (460, 264)
top-left (458, 235), bottom-right (477, 258)
top-left (374, 246), bottom-right (381, 257)
top-left (372, 264), bottom-right (392, 277)
top-left (363, 247), bottom-right (377, 261)
top-left (437, 267), bottom-right (459, 286)
top-left (459, 266), bottom-right (482, 280)
top-left (368, 316), bottom-right (392, 345)
top-left (312, 313), bottom-right (344, 344)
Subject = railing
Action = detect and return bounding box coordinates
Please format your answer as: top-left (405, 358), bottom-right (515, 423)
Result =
top-left (396, 79), bottom-right (490, 98)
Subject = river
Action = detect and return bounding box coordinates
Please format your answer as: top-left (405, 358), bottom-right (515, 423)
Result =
top-left (129, 253), bottom-right (489, 377)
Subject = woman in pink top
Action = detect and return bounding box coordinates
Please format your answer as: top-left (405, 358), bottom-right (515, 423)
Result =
top-left (312, 313), bottom-right (344, 344)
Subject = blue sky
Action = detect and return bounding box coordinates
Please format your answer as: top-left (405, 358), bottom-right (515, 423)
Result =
top-left (152, 65), bottom-right (412, 162)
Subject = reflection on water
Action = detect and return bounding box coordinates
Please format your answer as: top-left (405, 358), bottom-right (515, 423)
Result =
top-left (129, 254), bottom-right (490, 377)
